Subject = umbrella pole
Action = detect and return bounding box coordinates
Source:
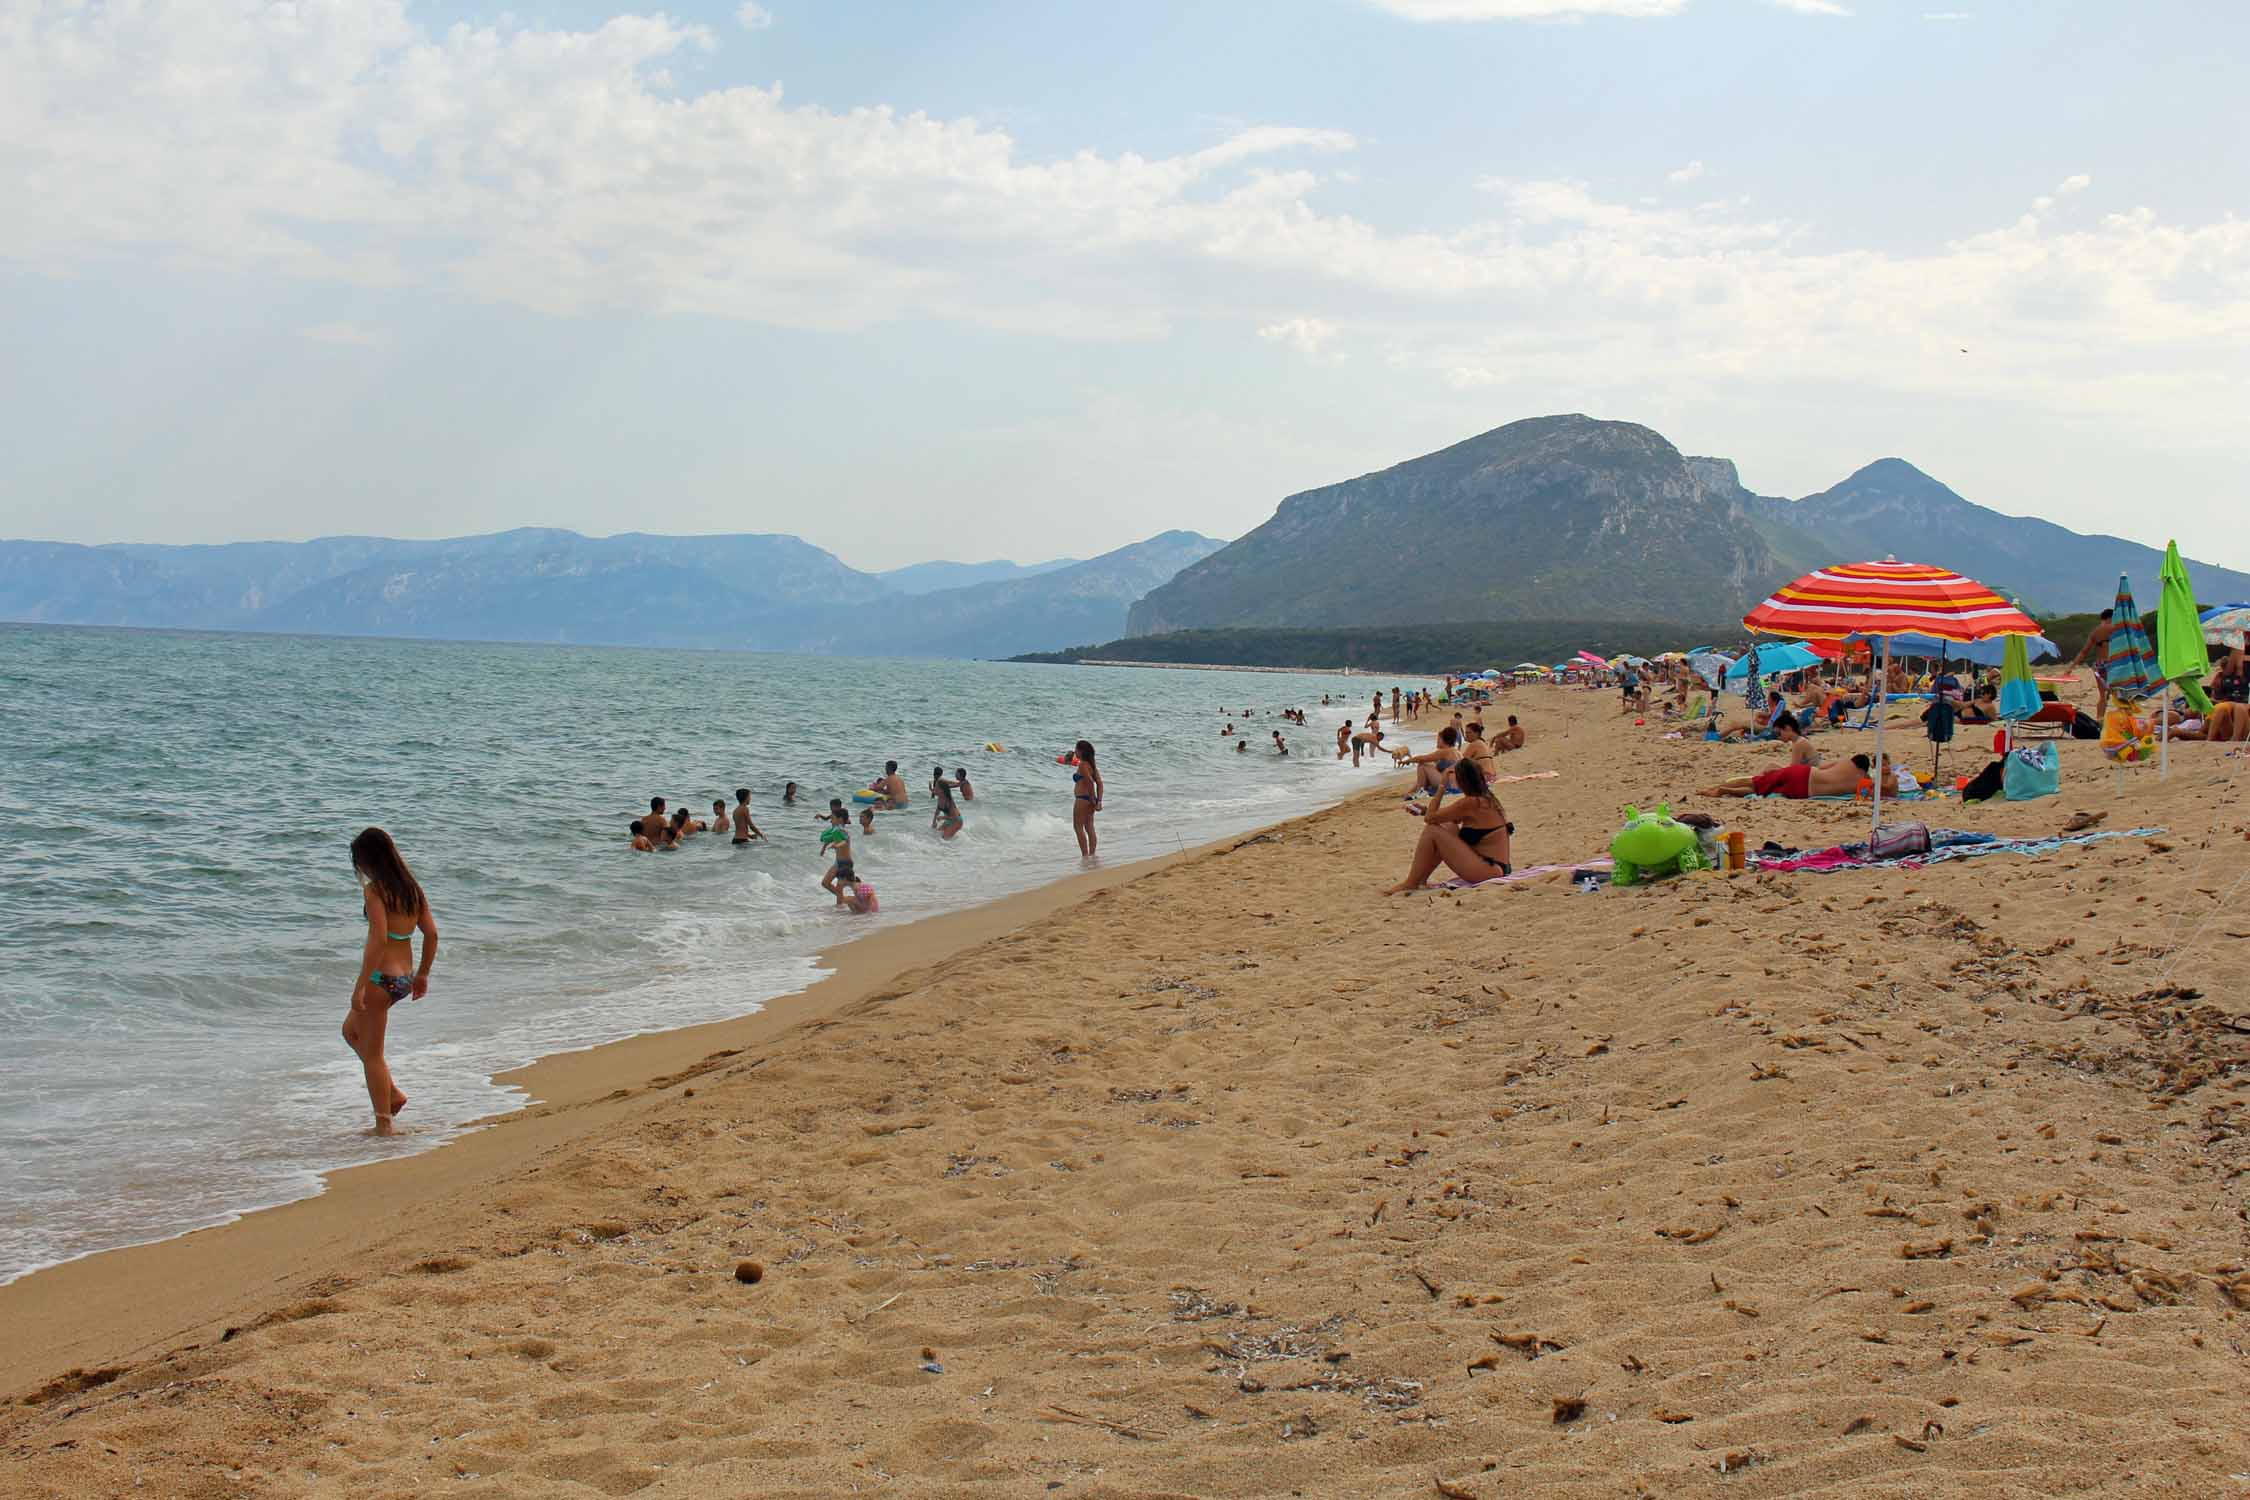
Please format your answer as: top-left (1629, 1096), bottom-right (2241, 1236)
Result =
top-left (1871, 638), bottom-right (1890, 837)
top-left (2160, 694), bottom-right (2170, 781)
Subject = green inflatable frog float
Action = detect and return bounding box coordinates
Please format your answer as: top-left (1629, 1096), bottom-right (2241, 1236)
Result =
top-left (1609, 803), bottom-right (1710, 886)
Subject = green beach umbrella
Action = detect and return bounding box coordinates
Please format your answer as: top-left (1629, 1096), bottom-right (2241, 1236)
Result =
top-left (2103, 573), bottom-right (2157, 703)
top-left (2157, 541), bottom-right (2213, 716)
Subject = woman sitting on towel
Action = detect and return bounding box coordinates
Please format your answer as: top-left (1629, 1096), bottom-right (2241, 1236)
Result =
top-left (1391, 726), bottom-right (1461, 795)
top-left (1383, 758), bottom-right (1512, 893)
top-left (1699, 752), bottom-right (1874, 800)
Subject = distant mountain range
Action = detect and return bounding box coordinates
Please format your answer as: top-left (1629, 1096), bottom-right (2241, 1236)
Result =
top-left (0, 528), bottom-right (1225, 659)
top-left (877, 557), bottom-right (1078, 594)
top-left (1129, 415), bottom-right (2250, 636)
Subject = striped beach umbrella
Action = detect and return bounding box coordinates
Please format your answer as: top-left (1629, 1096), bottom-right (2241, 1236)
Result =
top-left (1743, 559), bottom-right (2040, 642)
top-left (1743, 559), bottom-right (2039, 834)
top-left (2103, 573), bottom-right (2157, 703)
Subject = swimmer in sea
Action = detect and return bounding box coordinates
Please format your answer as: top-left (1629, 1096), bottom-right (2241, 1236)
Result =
top-left (732, 788), bottom-right (765, 844)
top-left (712, 798), bottom-right (731, 837)
top-left (783, 781), bottom-right (799, 805)
top-left (931, 766), bottom-right (964, 839)
top-left (880, 760), bottom-right (909, 809)
top-left (1273, 730), bottom-right (1289, 756)
top-left (1236, 739), bottom-right (1248, 753)
top-left (953, 767), bottom-right (973, 801)
top-left (858, 805), bottom-right (877, 837)
top-left (1336, 721), bottom-right (1352, 760)
top-left (627, 819), bottom-right (655, 852)
top-left (818, 810), bottom-right (855, 902)
top-left (343, 827), bottom-right (437, 1137)
top-left (1069, 739), bottom-right (1102, 859)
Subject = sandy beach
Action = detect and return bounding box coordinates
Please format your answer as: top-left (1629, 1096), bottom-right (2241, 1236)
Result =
top-left (5, 682), bottom-right (2246, 1499)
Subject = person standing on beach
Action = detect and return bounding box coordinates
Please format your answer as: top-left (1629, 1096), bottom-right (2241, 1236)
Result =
top-left (1070, 740), bottom-right (1103, 858)
top-left (2070, 608), bottom-right (2118, 719)
top-left (343, 828), bottom-right (437, 1137)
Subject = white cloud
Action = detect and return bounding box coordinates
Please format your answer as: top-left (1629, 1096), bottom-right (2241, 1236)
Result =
top-left (1667, 160), bottom-right (1706, 185)
top-left (1767, 0), bottom-right (1852, 14)
top-left (1258, 317), bottom-right (1342, 359)
top-left (736, 1), bottom-right (774, 28)
top-left (299, 322), bottom-right (388, 347)
top-left (5, 0), bottom-right (2248, 468)
top-left (1361, 0), bottom-right (1685, 18)
top-left (2057, 173), bottom-right (2092, 195)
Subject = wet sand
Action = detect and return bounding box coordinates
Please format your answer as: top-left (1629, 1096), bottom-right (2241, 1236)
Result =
top-left (4, 682), bottom-right (2246, 1498)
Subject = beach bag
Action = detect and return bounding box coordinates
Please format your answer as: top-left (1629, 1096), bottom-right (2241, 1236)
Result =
top-left (2068, 710), bottom-right (2101, 740)
top-left (1868, 821), bottom-right (1932, 861)
top-left (1960, 759), bottom-right (2006, 803)
top-left (2004, 742), bottom-right (2061, 801)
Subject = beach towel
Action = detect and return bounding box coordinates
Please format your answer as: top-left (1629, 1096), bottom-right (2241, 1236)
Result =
top-left (1749, 825), bottom-right (2162, 874)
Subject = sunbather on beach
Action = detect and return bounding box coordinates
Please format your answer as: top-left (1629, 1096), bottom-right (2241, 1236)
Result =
top-left (1698, 752), bottom-right (1873, 799)
top-left (1495, 715), bottom-right (1525, 752)
top-left (1383, 758), bottom-right (1511, 893)
top-left (1460, 721), bottom-right (1497, 783)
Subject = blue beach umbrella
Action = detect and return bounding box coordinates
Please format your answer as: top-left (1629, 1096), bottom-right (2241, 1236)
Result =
top-left (1851, 631), bottom-right (2059, 667)
top-left (1722, 641), bottom-right (1821, 680)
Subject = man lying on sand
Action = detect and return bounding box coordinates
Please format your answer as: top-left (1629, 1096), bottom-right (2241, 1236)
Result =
top-left (1700, 751), bottom-right (1874, 799)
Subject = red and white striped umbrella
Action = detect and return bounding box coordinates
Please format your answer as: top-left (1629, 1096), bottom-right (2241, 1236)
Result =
top-left (1742, 559), bottom-right (2038, 643)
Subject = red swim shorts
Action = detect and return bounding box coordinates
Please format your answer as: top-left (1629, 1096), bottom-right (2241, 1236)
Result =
top-left (1751, 763), bottom-right (1813, 798)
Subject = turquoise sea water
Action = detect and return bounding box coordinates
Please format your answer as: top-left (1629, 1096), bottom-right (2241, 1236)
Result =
top-left (0, 624), bottom-right (1427, 1284)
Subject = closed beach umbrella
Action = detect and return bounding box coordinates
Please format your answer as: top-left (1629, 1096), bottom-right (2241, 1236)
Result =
top-left (1742, 558), bottom-right (2039, 832)
top-left (1741, 642), bottom-right (1766, 715)
top-left (1997, 632), bottom-right (2042, 723)
top-left (2103, 574), bottom-right (2157, 704)
top-left (2199, 604), bottom-right (2250, 649)
top-left (2156, 542), bottom-right (2213, 775)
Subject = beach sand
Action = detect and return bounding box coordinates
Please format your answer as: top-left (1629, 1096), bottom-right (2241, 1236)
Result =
top-left (5, 683), bottom-right (2246, 1498)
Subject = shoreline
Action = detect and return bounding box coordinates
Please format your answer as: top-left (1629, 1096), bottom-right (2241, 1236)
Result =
top-left (0, 789), bottom-right (1399, 1395)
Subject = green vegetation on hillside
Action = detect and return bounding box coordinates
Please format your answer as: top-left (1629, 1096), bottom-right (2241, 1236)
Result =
top-left (1011, 621), bottom-right (1739, 675)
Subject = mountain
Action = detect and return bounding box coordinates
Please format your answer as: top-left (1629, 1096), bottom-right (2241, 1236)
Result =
top-left (1776, 458), bottom-right (2250, 614)
top-left (877, 557), bottom-right (1078, 595)
top-left (774, 531), bottom-right (1226, 659)
top-left (1128, 416), bottom-right (1788, 635)
top-left (1128, 417), bottom-right (2250, 638)
top-left (0, 526), bottom-right (1222, 657)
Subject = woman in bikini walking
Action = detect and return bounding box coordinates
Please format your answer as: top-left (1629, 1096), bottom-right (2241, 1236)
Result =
top-left (1070, 739), bottom-right (1103, 859)
top-left (343, 827), bottom-right (438, 1136)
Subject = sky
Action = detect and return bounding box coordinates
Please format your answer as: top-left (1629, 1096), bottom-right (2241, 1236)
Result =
top-left (3, 0), bottom-right (2247, 573)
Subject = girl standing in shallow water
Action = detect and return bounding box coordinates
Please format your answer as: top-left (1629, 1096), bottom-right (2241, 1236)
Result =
top-left (344, 828), bottom-right (438, 1136)
top-left (1070, 739), bottom-right (1103, 859)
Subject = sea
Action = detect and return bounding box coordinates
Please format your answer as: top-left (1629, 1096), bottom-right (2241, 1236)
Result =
top-left (0, 624), bottom-right (1430, 1285)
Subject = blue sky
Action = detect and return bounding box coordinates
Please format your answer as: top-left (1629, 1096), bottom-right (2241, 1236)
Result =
top-left (4, 0), bottom-right (2247, 572)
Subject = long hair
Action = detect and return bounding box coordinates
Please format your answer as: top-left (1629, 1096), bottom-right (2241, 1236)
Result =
top-left (350, 827), bottom-right (424, 924)
top-left (1454, 756), bottom-right (1495, 805)
top-left (1074, 739), bottom-right (1096, 768)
